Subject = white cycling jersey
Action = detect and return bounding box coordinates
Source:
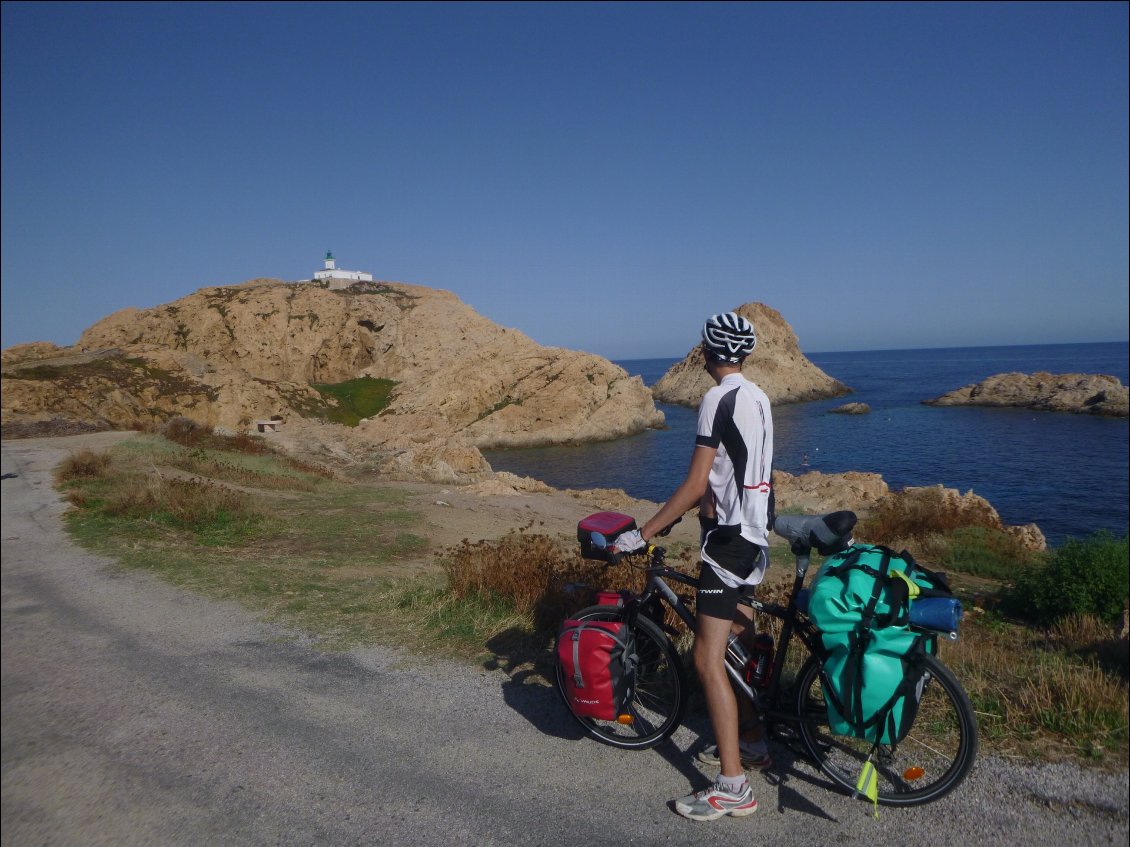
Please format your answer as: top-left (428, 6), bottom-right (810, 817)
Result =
top-left (696, 372), bottom-right (774, 586)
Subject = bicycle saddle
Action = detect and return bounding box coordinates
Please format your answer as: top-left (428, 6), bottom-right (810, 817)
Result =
top-left (773, 510), bottom-right (857, 556)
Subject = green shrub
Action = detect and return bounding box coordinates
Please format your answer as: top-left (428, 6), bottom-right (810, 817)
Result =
top-left (933, 525), bottom-right (1039, 579)
top-left (1001, 531), bottom-right (1129, 626)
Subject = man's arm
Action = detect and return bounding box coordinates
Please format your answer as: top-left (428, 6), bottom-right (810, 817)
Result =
top-left (640, 444), bottom-right (716, 541)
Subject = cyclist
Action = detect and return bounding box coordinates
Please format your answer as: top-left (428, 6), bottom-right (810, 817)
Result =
top-left (613, 311), bottom-right (774, 821)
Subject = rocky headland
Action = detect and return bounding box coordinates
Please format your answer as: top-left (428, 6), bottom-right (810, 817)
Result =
top-left (925, 372), bottom-right (1128, 417)
top-left (651, 302), bottom-right (851, 407)
top-left (1, 279), bottom-right (666, 481)
top-left (0, 280), bottom-right (1050, 544)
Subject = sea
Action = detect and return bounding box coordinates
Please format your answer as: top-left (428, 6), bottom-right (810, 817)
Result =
top-left (483, 342), bottom-right (1129, 548)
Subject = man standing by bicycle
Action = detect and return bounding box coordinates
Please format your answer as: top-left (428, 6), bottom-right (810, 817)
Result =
top-left (614, 311), bottom-right (774, 821)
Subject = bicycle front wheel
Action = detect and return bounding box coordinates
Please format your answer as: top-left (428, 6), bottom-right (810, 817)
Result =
top-left (554, 605), bottom-right (687, 750)
top-left (795, 652), bottom-right (978, 806)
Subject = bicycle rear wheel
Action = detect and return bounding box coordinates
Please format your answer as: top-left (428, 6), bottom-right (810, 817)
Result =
top-left (795, 653), bottom-right (978, 806)
top-left (555, 605), bottom-right (687, 750)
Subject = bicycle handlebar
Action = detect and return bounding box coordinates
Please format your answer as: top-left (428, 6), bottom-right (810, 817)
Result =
top-left (588, 509), bottom-right (857, 567)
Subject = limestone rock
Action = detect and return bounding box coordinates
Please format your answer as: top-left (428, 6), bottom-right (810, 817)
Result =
top-left (770, 475), bottom-right (1045, 551)
top-left (772, 470), bottom-right (890, 516)
top-left (651, 303), bottom-right (851, 407)
top-left (925, 372), bottom-right (1128, 417)
top-left (870, 484), bottom-right (1047, 552)
top-left (0, 341), bottom-right (69, 366)
top-left (1004, 522), bottom-right (1048, 553)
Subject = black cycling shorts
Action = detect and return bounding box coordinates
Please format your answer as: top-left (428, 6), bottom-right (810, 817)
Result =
top-left (696, 532), bottom-right (765, 621)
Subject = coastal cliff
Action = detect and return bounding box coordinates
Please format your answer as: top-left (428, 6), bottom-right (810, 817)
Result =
top-left (651, 302), bottom-right (851, 407)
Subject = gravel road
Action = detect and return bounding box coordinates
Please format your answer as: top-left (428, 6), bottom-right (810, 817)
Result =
top-left (2, 435), bottom-right (1127, 847)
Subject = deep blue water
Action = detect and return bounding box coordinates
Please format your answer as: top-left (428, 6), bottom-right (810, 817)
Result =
top-left (484, 342), bottom-right (1129, 547)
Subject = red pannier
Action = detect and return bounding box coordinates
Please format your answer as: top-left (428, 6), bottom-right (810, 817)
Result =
top-left (557, 618), bottom-right (637, 721)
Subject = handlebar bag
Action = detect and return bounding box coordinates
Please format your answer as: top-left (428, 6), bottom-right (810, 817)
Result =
top-left (557, 619), bottom-right (638, 721)
top-left (577, 512), bottom-right (638, 561)
top-left (807, 544), bottom-right (956, 745)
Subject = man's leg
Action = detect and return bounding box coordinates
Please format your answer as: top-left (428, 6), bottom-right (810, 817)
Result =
top-left (693, 611), bottom-right (744, 778)
top-left (730, 603), bottom-right (766, 746)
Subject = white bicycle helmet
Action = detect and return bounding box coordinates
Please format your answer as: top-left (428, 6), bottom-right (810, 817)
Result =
top-left (701, 312), bottom-right (757, 363)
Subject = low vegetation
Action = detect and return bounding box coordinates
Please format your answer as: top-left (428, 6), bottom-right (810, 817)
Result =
top-left (1001, 532), bottom-right (1129, 627)
top-left (308, 377), bottom-right (398, 426)
top-left (54, 430), bottom-right (1128, 769)
top-left (856, 486), bottom-right (1042, 578)
top-left (3, 352), bottom-right (218, 401)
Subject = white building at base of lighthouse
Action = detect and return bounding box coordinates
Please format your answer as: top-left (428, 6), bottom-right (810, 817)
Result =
top-left (314, 251), bottom-right (373, 290)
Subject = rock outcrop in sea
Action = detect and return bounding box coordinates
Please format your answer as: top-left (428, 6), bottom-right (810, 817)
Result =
top-left (924, 372), bottom-right (1128, 417)
top-left (829, 402), bottom-right (871, 415)
top-left (651, 302), bottom-right (851, 407)
top-left (1, 278), bottom-right (664, 481)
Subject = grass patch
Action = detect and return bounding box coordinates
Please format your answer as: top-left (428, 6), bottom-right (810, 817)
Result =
top-left (927, 525), bottom-right (1040, 580)
top-left (309, 377), bottom-right (398, 426)
top-left (59, 433), bottom-right (430, 649)
top-left (943, 612), bottom-right (1128, 762)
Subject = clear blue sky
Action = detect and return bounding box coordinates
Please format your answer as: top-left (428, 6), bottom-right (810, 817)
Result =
top-left (2, 1), bottom-right (1127, 360)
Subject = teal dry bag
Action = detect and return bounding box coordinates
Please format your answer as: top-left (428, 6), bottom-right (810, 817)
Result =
top-left (807, 544), bottom-right (955, 745)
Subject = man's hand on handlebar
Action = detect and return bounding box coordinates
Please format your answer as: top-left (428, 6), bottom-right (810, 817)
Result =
top-left (612, 529), bottom-right (648, 554)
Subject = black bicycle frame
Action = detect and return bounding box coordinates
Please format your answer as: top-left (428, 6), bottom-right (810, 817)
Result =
top-left (624, 550), bottom-right (826, 729)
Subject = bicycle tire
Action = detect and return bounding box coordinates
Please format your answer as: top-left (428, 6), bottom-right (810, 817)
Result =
top-left (794, 652), bottom-right (978, 806)
top-left (554, 605), bottom-right (687, 750)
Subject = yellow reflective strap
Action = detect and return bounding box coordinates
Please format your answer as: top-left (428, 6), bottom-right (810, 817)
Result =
top-left (856, 760), bottom-right (880, 819)
top-left (891, 569), bottom-right (921, 600)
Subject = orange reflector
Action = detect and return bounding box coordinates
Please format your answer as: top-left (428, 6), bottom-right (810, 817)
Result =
top-left (617, 714), bottom-right (634, 725)
top-left (903, 766), bottom-right (925, 781)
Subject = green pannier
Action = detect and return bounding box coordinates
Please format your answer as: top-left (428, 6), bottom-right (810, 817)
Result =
top-left (807, 544), bottom-right (954, 745)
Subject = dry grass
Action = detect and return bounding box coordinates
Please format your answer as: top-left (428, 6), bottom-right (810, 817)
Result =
top-left (440, 526), bottom-right (705, 638)
top-left (54, 449), bottom-right (113, 481)
top-left (101, 473), bottom-right (261, 525)
top-left (942, 613), bottom-right (1127, 764)
top-left (859, 486), bottom-right (999, 538)
top-left (445, 530), bottom-right (1128, 768)
top-left (856, 486), bottom-right (1041, 578)
top-left (165, 453), bottom-right (318, 492)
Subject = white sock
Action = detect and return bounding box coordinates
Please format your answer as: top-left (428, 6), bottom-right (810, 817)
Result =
top-left (717, 772), bottom-right (748, 793)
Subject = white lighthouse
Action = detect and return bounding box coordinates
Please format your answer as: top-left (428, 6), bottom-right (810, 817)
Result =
top-left (313, 251), bottom-right (373, 289)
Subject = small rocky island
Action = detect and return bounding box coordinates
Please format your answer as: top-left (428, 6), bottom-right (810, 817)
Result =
top-left (829, 402), bottom-right (870, 415)
top-left (924, 372), bottom-right (1128, 417)
top-left (651, 302), bottom-right (851, 407)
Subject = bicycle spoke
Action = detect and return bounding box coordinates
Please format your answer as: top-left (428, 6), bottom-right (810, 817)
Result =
top-left (555, 606), bottom-right (687, 750)
top-left (795, 654), bottom-right (977, 806)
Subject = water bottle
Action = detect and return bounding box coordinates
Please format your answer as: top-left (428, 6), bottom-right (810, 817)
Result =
top-left (750, 633), bottom-right (775, 689)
